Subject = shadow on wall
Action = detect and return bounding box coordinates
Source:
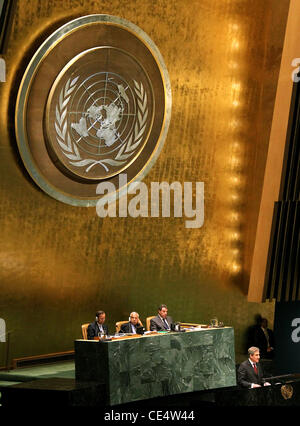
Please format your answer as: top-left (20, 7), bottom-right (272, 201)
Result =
top-left (244, 314), bottom-right (275, 359)
top-left (244, 314), bottom-right (262, 353)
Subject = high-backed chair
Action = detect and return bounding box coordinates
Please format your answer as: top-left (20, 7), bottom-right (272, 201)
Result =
top-left (146, 316), bottom-right (155, 331)
top-left (115, 321), bottom-right (127, 333)
top-left (81, 323), bottom-right (90, 340)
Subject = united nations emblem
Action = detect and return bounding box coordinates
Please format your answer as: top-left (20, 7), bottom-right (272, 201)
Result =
top-left (15, 15), bottom-right (171, 205)
top-left (281, 384), bottom-right (293, 400)
top-left (46, 47), bottom-right (153, 181)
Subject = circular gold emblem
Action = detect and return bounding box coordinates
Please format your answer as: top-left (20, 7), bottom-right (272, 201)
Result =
top-left (281, 384), bottom-right (293, 400)
top-left (15, 15), bottom-right (171, 206)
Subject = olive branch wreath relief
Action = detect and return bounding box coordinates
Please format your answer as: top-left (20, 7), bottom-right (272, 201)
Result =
top-left (55, 77), bottom-right (148, 173)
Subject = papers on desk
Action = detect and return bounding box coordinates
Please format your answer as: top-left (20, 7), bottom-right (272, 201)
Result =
top-left (181, 326), bottom-right (204, 331)
top-left (114, 332), bottom-right (135, 337)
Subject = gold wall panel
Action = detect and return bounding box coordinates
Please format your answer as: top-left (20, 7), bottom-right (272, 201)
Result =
top-left (0, 0), bottom-right (289, 365)
top-left (248, 0), bottom-right (300, 302)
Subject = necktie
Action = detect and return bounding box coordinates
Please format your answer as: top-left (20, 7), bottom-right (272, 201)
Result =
top-left (253, 363), bottom-right (258, 374)
top-left (163, 319), bottom-right (169, 330)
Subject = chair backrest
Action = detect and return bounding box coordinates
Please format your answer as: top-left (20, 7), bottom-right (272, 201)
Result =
top-left (115, 320), bottom-right (144, 333)
top-left (146, 316), bottom-right (155, 331)
top-left (81, 323), bottom-right (90, 340)
top-left (115, 321), bottom-right (127, 333)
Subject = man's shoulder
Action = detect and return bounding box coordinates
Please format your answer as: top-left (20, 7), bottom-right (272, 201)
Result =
top-left (239, 359), bottom-right (250, 368)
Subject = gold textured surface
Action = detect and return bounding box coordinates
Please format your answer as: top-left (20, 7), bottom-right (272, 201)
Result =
top-left (248, 0), bottom-right (300, 302)
top-left (0, 0), bottom-right (290, 364)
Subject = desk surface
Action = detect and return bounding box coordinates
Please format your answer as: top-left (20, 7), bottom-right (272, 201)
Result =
top-left (75, 326), bottom-right (236, 405)
top-left (77, 326), bottom-right (232, 342)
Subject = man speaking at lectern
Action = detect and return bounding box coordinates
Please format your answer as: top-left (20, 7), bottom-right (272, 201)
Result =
top-left (237, 347), bottom-right (271, 388)
top-left (150, 304), bottom-right (173, 331)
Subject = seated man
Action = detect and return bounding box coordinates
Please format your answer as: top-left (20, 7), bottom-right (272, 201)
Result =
top-left (237, 346), bottom-right (271, 388)
top-left (87, 310), bottom-right (109, 339)
top-left (120, 312), bottom-right (143, 334)
top-left (150, 304), bottom-right (173, 331)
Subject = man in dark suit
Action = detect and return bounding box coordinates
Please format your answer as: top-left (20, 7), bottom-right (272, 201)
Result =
top-left (150, 304), bottom-right (173, 331)
top-left (253, 318), bottom-right (275, 359)
top-left (237, 347), bottom-right (271, 388)
top-left (87, 310), bottom-right (109, 339)
top-left (120, 312), bottom-right (143, 334)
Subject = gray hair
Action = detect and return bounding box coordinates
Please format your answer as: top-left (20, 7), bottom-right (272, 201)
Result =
top-left (248, 346), bottom-right (260, 355)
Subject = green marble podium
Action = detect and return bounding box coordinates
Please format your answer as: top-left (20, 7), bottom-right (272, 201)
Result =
top-left (75, 327), bottom-right (236, 405)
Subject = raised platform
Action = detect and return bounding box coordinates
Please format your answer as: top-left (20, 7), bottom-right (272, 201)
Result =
top-left (1, 347), bottom-right (298, 409)
top-left (1, 375), bottom-right (300, 408)
top-left (75, 328), bottom-right (237, 405)
top-left (0, 378), bottom-right (104, 407)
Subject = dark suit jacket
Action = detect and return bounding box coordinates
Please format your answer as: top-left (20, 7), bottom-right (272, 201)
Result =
top-left (87, 321), bottom-right (109, 340)
top-left (120, 321), bottom-right (143, 334)
top-left (253, 326), bottom-right (275, 358)
top-left (150, 315), bottom-right (173, 331)
top-left (237, 359), bottom-right (265, 388)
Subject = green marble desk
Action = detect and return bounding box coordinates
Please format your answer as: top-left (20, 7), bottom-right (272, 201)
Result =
top-left (75, 327), bottom-right (236, 406)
